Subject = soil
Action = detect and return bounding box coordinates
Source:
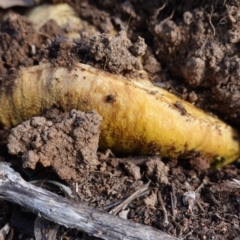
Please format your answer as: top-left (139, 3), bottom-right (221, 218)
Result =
top-left (1, 1), bottom-right (240, 240)
top-left (7, 109), bottom-right (102, 181)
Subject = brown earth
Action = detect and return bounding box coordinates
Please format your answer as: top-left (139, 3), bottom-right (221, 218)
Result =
top-left (1, 1), bottom-right (240, 240)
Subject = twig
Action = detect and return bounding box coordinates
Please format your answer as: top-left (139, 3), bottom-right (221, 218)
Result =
top-left (0, 162), bottom-right (180, 240)
top-left (170, 192), bottom-right (175, 217)
top-left (109, 181), bottom-right (150, 215)
top-left (181, 230), bottom-right (193, 240)
top-left (195, 199), bottom-right (205, 213)
top-left (30, 180), bottom-right (74, 199)
top-left (158, 190), bottom-right (169, 227)
top-left (195, 180), bottom-right (206, 193)
top-left (208, 6), bottom-right (216, 36)
top-left (170, 184), bottom-right (177, 218)
top-left (153, 1), bottom-right (168, 20)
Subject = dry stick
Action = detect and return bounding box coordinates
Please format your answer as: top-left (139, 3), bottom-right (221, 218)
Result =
top-left (194, 181), bottom-right (206, 213)
top-left (109, 182), bottom-right (150, 215)
top-left (0, 163), bottom-right (180, 240)
top-left (195, 200), bottom-right (205, 213)
top-left (170, 184), bottom-right (177, 218)
top-left (30, 180), bottom-right (74, 199)
top-left (170, 192), bottom-right (175, 218)
top-left (208, 6), bottom-right (216, 37)
top-left (158, 191), bottom-right (169, 227)
top-left (153, 1), bottom-right (168, 20)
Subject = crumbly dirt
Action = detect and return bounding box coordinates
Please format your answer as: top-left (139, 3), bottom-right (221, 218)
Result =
top-left (0, 13), bottom-right (47, 79)
top-left (7, 109), bottom-right (102, 182)
top-left (89, 30), bottom-right (146, 74)
top-left (1, 1), bottom-right (240, 240)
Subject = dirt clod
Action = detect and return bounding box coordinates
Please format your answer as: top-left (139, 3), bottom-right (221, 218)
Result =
top-left (0, 13), bottom-right (46, 79)
top-left (89, 30), bottom-right (145, 74)
top-left (7, 109), bottom-right (102, 182)
top-left (143, 190), bottom-right (157, 208)
top-left (145, 157), bottom-right (169, 184)
top-left (124, 162), bottom-right (141, 180)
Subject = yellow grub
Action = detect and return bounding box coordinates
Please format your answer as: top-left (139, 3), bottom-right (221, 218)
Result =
top-left (0, 63), bottom-right (239, 165)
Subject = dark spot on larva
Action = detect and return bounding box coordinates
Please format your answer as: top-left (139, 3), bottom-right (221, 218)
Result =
top-left (233, 135), bottom-right (239, 141)
top-left (150, 90), bottom-right (158, 95)
top-left (106, 95), bottom-right (116, 103)
top-left (174, 101), bottom-right (187, 115)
